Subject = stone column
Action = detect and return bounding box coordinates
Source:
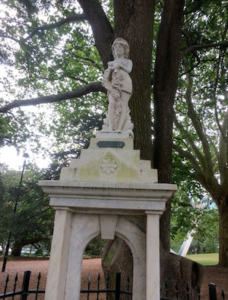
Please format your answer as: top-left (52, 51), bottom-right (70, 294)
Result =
top-left (65, 214), bottom-right (100, 300)
top-left (146, 212), bottom-right (161, 300)
top-left (45, 209), bottom-right (73, 300)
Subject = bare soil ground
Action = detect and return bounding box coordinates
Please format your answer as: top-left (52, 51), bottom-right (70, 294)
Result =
top-left (200, 265), bottom-right (228, 300)
top-left (0, 258), bottom-right (227, 299)
top-left (0, 258), bottom-right (105, 300)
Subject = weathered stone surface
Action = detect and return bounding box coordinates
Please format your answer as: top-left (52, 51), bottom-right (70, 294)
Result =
top-left (60, 138), bottom-right (157, 184)
top-left (39, 120), bottom-right (177, 300)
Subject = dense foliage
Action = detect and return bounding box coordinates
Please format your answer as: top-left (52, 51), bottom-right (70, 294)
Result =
top-left (0, 163), bottom-right (54, 256)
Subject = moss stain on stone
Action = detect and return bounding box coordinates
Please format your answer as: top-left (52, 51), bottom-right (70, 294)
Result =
top-left (116, 162), bottom-right (139, 180)
top-left (79, 161), bottom-right (100, 180)
top-left (103, 249), bottom-right (115, 267)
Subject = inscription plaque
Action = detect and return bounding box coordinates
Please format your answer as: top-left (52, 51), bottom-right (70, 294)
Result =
top-left (97, 141), bottom-right (125, 148)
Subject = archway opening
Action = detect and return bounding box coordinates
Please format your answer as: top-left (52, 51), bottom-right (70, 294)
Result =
top-left (102, 237), bottom-right (133, 295)
top-left (80, 235), bottom-right (133, 300)
top-left (81, 235), bottom-right (106, 300)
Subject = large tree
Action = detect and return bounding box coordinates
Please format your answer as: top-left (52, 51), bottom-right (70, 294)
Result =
top-left (171, 0), bottom-right (228, 265)
top-left (0, 0), bottom-right (228, 295)
top-left (173, 73), bottom-right (228, 266)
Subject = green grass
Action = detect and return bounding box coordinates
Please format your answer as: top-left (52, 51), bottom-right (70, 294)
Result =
top-left (186, 253), bottom-right (218, 265)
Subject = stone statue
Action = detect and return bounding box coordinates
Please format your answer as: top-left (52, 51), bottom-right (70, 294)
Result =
top-left (101, 38), bottom-right (133, 134)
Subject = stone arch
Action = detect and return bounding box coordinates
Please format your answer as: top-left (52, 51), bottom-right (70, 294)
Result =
top-left (65, 213), bottom-right (101, 300)
top-left (46, 211), bottom-right (146, 300)
top-left (64, 214), bottom-right (146, 300)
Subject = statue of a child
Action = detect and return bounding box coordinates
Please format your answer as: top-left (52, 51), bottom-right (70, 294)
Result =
top-left (102, 38), bottom-right (133, 133)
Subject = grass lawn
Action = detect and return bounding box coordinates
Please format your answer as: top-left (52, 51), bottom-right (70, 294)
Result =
top-left (186, 253), bottom-right (219, 265)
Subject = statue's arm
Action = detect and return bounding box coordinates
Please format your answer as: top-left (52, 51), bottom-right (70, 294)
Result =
top-left (121, 59), bottom-right (132, 73)
top-left (108, 59), bottom-right (133, 73)
top-left (108, 61), bottom-right (114, 68)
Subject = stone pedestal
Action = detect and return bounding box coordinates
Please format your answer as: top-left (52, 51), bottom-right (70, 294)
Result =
top-left (39, 137), bottom-right (176, 300)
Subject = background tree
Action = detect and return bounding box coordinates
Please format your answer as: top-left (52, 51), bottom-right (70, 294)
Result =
top-left (170, 183), bottom-right (219, 255)
top-left (172, 1), bottom-right (228, 263)
top-left (0, 164), bottom-right (10, 254)
top-left (0, 164), bottom-right (55, 256)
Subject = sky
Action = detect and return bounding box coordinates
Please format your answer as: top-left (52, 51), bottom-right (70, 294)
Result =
top-left (0, 103), bottom-right (53, 171)
top-left (0, 146), bottom-right (51, 170)
top-left (0, 106), bottom-right (52, 171)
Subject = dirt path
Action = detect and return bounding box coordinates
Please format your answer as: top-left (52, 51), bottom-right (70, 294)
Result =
top-left (0, 259), bottom-right (104, 300)
top-left (0, 259), bottom-right (227, 299)
top-left (200, 265), bottom-right (228, 300)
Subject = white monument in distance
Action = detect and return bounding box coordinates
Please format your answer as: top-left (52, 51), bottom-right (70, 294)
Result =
top-left (39, 37), bottom-right (177, 300)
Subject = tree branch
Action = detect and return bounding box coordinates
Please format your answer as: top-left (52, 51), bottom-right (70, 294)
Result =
top-left (182, 29), bottom-right (200, 60)
top-left (179, 60), bottom-right (201, 77)
top-left (0, 35), bottom-right (20, 43)
top-left (173, 142), bottom-right (220, 199)
top-left (180, 30), bottom-right (201, 76)
top-left (0, 82), bottom-right (106, 113)
top-left (66, 76), bottom-right (88, 85)
top-left (184, 0), bottom-right (207, 15)
top-left (16, 236), bottom-right (50, 247)
top-left (181, 42), bottom-right (228, 60)
top-left (185, 73), bottom-right (214, 178)
top-left (24, 13), bottom-right (87, 41)
top-left (207, 135), bottom-right (220, 173)
top-left (172, 143), bottom-right (201, 173)
top-left (173, 113), bottom-right (206, 166)
top-left (70, 53), bottom-right (103, 71)
top-left (213, 14), bottom-right (228, 140)
top-left (219, 112), bottom-right (228, 186)
top-left (78, 0), bottom-right (114, 68)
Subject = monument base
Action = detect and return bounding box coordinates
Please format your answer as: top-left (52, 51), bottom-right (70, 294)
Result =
top-left (39, 135), bottom-right (177, 300)
top-left (60, 137), bottom-right (157, 184)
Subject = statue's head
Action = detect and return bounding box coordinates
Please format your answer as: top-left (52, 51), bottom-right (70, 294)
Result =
top-left (112, 38), bottom-right (130, 59)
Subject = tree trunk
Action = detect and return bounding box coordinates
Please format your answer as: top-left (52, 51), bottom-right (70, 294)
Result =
top-left (102, 237), bottom-right (133, 292)
top-left (218, 199), bottom-right (228, 267)
top-left (153, 0), bottom-right (185, 252)
top-left (77, 0), bottom-right (114, 69)
top-left (151, 0), bottom-right (204, 294)
top-left (114, 0), bottom-right (155, 160)
top-left (11, 241), bottom-right (23, 257)
top-left (11, 237), bottom-right (49, 257)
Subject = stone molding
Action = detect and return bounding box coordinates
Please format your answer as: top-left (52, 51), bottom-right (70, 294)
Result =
top-left (39, 180), bottom-right (177, 214)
